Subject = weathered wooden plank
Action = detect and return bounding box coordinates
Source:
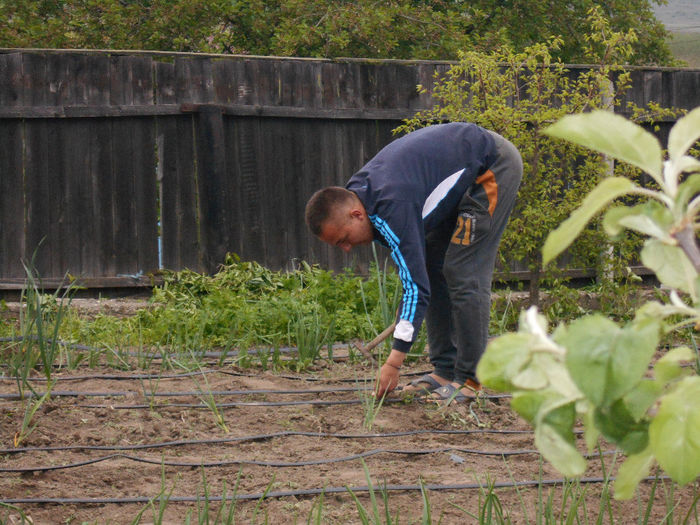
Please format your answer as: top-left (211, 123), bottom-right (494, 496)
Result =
top-left (0, 52), bottom-right (23, 106)
top-left (377, 63), bottom-right (398, 109)
top-left (89, 117), bottom-right (116, 277)
top-left (154, 60), bottom-right (176, 104)
top-left (80, 56), bottom-right (111, 277)
top-left (111, 117), bottom-right (139, 274)
top-left (0, 121), bottom-right (24, 279)
top-left (212, 58), bottom-right (237, 104)
top-left (176, 56), bottom-right (215, 104)
top-left (359, 63), bottom-right (379, 109)
top-left (672, 70), bottom-right (700, 110)
top-left (0, 53), bottom-right (27, 278)
top-left (131, 56), bottom-right (153, 106)
top-left (320, 62), bottom-right (339, 109)
top-left (298, 60), bottom-right (318, 108)
top-left (238, 60), bottom-right (257, 105)
top-left (0, 104), bottom-right (420, 120)
top-left (278, 60), bottom-right (295, 107)
top-left (19, 54), bottom-right (49, 277)
top-left (85, 55), bottom-right (111, 106)
top-left (110, 55), bottom-right (152, 106)
top-left (263, 118), bottom-right (297, 269)
top-left (58, 119), bottom-right (90, 278)
top-left (231, 117), bottom-right (266, 264)
top-left (394, 63), bottom-right (420, 109)
top-left (253, 59), bottom-right (276, 107)
top-left (222, 117), bottom-right (243, 260)
top-left (297, 120), bottom-right (327, 266)
top-left (195, 106), bottom-right (231, 271)
top-left (131, 119), bottom-right (159, 273)
top-left (158, 115), bottom-right (202, 271)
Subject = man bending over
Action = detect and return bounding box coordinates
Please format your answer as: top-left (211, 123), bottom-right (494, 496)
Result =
top-left (305, 123), bottom-right (522, 403)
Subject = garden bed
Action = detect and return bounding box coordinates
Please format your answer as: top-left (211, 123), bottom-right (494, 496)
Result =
top-left (1, 349), bottom-right (697, 523)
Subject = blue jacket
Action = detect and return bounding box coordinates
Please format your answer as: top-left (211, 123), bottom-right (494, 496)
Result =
top-left (346, 123), bottom-right (496, 351)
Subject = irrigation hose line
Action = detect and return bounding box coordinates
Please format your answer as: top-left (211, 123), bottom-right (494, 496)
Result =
top-left (0, 370), bottom-right (227, 382)
top-left (0, 446), bottom-right (562, 473)
top-left (0, 368), bottom-right (431, 383)
top-left (77, 396), bottom-right (505, 408)
top-left (0, 388), bottom-right (510, 400)
top-left (1, 429), bottom-right (539, 455)
top-left (0, 476), bottom-right (668, 505)
top-left (0, 336), bottom-right (387, 360)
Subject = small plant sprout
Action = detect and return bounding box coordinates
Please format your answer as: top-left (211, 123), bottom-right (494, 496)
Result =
top-left (357, 375), bottom-right (387, 432)
top-left (13, 389), bottom-right (51, 447)
top-left (186, 349), bottom-right (229, 433)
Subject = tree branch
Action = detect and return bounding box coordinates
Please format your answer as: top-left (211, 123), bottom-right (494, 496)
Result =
top-left (674, 224), bottom-right (700, 273)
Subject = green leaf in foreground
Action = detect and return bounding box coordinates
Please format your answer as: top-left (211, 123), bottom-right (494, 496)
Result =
top-left (602, 202), bottom-right (674, 242)
top-left (476, 333), bottom-right (532, 391)
top-left (535, 422), bottom-right (586, 478)
top-left (640, 240), bottom-right (698, 297)
top-left (542, 177), bottom-right (636, 265)
top-left (668, 106), bottom-right (700, 163)
top-left (593, 400), bottom-right (649, 454)
top-left (543, 110), bottom-right (663, 183)
top-left (649, 376), bottom-right (700, 486)
top-left (654, 346), bottom-right (695, 384)
top-left (614, 448), bottom-right (654, 500)
top-left (559, 315), bottom-right (659, 408)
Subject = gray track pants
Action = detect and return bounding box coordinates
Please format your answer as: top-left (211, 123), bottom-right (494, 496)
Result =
top-left (424, 131), bottom-right (522, 384)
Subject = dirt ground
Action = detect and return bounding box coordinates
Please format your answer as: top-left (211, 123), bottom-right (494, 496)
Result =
top-left (0, 302), bottom-right (698, 524)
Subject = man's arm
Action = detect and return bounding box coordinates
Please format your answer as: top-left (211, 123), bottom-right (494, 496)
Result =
top-left (369, 202), bottom-right (431, 395)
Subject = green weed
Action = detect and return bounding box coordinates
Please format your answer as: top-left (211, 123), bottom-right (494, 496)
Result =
top-left (13, 389), bottom-right (51, 447)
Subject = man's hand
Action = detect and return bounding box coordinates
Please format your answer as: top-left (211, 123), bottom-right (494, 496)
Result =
top-left (375, 363), bottom-right (400, 397)
top-left (374, 349), bottom-right (406, 397)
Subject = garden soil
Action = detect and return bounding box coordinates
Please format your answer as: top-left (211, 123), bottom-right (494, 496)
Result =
top-left (0, 302), bottom-right (697, 524)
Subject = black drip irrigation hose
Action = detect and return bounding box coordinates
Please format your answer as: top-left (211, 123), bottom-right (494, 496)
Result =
top-left (1, 428), bottom-right (539, 455)
top-left (0, 370), bottom-right (224, 382)
top-left (2, 429), bottom-right (541, 455)
top-left (76, 395), bottom-right (502, 408)
top-left (0, 368), bottom-right (432, 384)
top-left (1, 476), bottom-right (667, 506)
top-left (79, 398), bottom-right (396, 408)
top-left (0, 446), bottom-right (561, 473)
top-left (0, 387), bottom-right (511, 400)
top-left (0, 336), bottom-right (361, 360)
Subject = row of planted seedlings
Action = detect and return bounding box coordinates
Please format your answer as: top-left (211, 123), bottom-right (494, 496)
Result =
top-left (1, 254), bottom-right (698, 523)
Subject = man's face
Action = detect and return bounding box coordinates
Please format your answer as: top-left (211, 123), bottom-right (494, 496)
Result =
top-left (319, 208), bottom-right (373, 253)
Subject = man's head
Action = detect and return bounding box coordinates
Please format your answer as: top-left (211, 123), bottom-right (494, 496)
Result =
top-left (305, 187), bottom-right (374, 252)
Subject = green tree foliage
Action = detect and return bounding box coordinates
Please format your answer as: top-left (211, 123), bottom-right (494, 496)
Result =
top-left (464, 0), bottom-right (675, 66)
top-left (396, 8), bottom-right (680, 303)
top-left (0, 0), bottom-right (230, 52)
top-left (0, 0), bottom-right (676, 65)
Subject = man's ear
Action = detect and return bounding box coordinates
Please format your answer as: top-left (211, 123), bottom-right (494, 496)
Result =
top-left (349, 207), bottom-right (365, 220)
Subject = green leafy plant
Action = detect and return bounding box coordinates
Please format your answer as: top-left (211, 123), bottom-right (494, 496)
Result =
top-left (477, 107), bottom-right (700, 499)
top-left (10, 261), bottom-right (76, 398)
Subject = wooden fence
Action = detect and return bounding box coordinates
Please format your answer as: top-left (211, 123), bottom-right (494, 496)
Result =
top-left (1, 49), bottom-right (700, 293)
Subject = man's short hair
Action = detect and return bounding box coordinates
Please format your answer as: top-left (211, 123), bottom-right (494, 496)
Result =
top-left (305, 186), bottom-right (355, 236)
